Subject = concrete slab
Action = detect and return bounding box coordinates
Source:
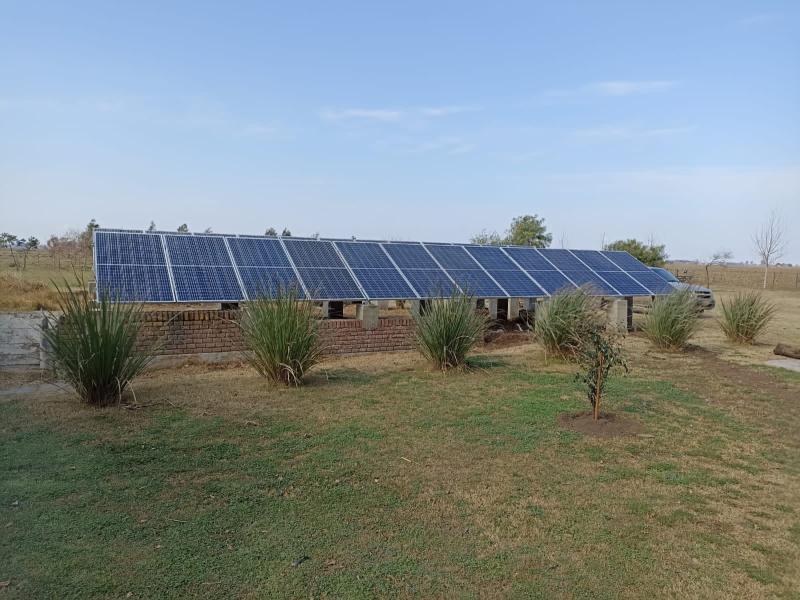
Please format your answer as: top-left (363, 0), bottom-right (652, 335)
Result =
top-left (765, 358), bottom-right (800, 373)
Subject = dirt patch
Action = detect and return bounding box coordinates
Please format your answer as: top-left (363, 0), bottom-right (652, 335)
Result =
top-left (558, 411), bottom-right (643, 437)
top-left (483, 330), bottom-right (532, 350)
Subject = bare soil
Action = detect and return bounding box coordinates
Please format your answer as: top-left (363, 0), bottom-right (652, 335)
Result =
top-left (557, 410), bottom-right (644, 437)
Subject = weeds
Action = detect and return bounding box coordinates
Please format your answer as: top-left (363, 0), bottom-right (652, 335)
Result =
top-left (641, 289), bottom-right (700, 350)
top-left (414, 293), bottom-right (488, 371)
top-left (534, 287), bottom-right (601, 359)
top-left (719, 292), bottom-right (776, 344)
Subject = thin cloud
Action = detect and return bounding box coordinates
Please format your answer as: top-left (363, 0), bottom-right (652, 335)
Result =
top-left (320, 105), bottom-right (479, 122)
top-left (588, 80), bottom-right (678, 96)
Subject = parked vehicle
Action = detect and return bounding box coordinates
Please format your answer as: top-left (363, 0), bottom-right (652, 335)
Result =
top-left (650, 267), bottom-right (715, 310)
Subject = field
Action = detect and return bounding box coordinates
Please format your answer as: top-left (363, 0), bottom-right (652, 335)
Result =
top-left (2, 287), bottom-right (800, 598)
top-left (670, 261), bottom-right (800, 291)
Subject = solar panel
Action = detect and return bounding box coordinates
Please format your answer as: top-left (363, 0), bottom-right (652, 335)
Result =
top-left (538, 249), bottom-right (586, 271)
top-left (352, 268), bottom-right (416, 299)
top-left (238, 267), bottom-right (305, 299)
top-left (96, 231), bottom-right (167, 265)
top-left (464, 246), bottom-right (545, 296)
top-left (525, 271), bottom-right (577, 294)
top-left (503, 247), bottom-right (555, 270)
top-left (464, 245), bottom-right (517, 270)
top-left (624, 271), bottom-right (675, 295)
top-left (445, 269), bottom-right (505, 297)
top-left (335, 241), bottom-right (395, 269)
top-left (401, 269), bottom-right (458, 297)
top-left (600, 250), bottom-right (650, 272)
top-left (424, 244), bottom-right (479, 269)
top-left (227, 237), bottom-right (292, 268)
top-left (595, 271), bottom-right (651, 296)
top-left (382, 243), bottom-right (439, 269)
top-left (165, 235), bottom-right (232, 266)
top-left (296, 267), bottom-right (365, 300)
top-left (96, 265), bottom-right (174, 302)
top-left (171, 266), bottom-right (245, 302)
top-left (561, 270), bottom-right (620, 296)
top-left (570, 250), bottom-right (620, 272)
top-left (283, 239), bottom-right (346, 268)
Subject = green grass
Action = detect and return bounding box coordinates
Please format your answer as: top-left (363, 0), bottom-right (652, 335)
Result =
top-left (2, 353), bottom-right (799, 598)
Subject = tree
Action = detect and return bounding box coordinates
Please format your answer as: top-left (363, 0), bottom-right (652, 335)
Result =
top-left (753, 210), bottom-right (787, 289)
top-left (22, 236), bottom-right (39, 271)
top-left (605, 239), bottom-right (667, 267)
top-left (147, 221), bottom-right (157, 232)
top-left (505, 214), bottom-right (552, 247)
top-left (203, 227), bottom-right (213, 234)
top-left (470, 229), bottom-right (503, 245)
top-left (575, 327), bottom-right (628, 421)
top-left (281, 228), bottom-right (292, 237)
top-left (1, 232), bottom-right (19, 268)
top-left (264, 227), bottom-right (277, 236)
top-left (177, 224), bottom-right (189, 233)
top-left (703, 250), bottom-right (733, 287)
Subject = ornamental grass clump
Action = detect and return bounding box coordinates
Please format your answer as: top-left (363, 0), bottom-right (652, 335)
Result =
top-left (641, 288), bottom-right (700, 350)
top-left (414, 292), bottom-right (488, 371)
top-left (41, 282), bottom-right (155, 406)
top-left (239, 290), bottom-right (323, 385)
top-left (534, 286), bottom-right (601, 359)
top-left (719, 292), bottom-right (775, 344)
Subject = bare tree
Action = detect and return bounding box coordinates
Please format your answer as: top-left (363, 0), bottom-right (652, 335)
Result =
top-left (753, 211), bottom-right (787, 289)
top-left (703, 250), bottom-right (733, 287)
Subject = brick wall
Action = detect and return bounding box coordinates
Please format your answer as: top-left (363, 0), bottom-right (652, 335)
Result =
top-left (136, 310), bottom-right (415, 357)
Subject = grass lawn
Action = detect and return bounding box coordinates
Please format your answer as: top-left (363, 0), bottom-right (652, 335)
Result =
top-left (2, 342), bottom-right (799, 599)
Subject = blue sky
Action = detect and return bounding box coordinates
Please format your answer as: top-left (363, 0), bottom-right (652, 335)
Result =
top-left (1, 1), bottom-right (798, 262)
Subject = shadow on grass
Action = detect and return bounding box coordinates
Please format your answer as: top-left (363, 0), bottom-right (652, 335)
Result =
top-left (466, 355), bottom-right (509, 370)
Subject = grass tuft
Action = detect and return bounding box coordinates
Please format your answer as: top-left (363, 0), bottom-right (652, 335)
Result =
top-left (642, 289), bottom-right (700, 350)
top-left (414, 292), bottom-right (488, 371)
top-left (41, 281), bottom-right (155, 406)
top-left (719, 292), bottom-right (776, 344)
top-left (534, 286), bottom-right (601, 359)
top-left (239, 289), bottom-right (323, 385)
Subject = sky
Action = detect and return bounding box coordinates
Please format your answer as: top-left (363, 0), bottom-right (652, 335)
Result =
top-left (1, 1), bottom-right (799, 263)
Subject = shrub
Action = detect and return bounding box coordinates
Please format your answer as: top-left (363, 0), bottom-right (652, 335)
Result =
top-left (414, 293), bottom-right (488, 371)
top-left (239, 290), bottom-right (323, 385)
top-left (575, 327), bottom-right (628, 420)
top-left (41, 282), bottom-right (154, 406)
top-left (719, 292), bottom-right (775, 344)
top-left (534, 287), bottom-right (601, 359)
top-left (641, 289), bottom-right (700, 350)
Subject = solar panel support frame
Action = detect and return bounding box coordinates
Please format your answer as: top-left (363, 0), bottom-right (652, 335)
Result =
top-left (159, 233), bottom-right (179, 302)
top-left (497, 247), bottom-right (551, 297)
top-left (222, 236), bottom-right (249, 302)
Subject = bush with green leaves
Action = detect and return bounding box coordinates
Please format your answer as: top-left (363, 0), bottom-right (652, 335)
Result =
top-left (719, 292), bottom-right (775, 344)
top-left (239, 290), bottom-right (323, 385)
top-left (414, 293), bottom-right (488, 371)
top-left (575, 327), bottom-right (628, 420)
top-left (41, 282), bottom-right (155, 406)
top-left (641, 288), bottom-right (700, 350)
top-left (534, 287), bottom-right (601, 359)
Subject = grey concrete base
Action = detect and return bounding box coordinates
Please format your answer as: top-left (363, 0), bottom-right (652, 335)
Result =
top-left (508, 298), bottom-right (520, 320)
top-left (765, 358), bottom-right (800, 373)
top-left (356, 303), bottom-right (379, 330)
top-left (148, 351), bottom-right (245, 370)
top-left (605, 298), bottom-right (627, 334)
top-left (486, 298), bottom-right (498, 320)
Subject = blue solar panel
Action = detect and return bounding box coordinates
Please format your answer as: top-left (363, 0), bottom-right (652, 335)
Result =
top-left (486, 269), bottom-right (545, 296)
top-left (445, 270), bottom-right (505, 297)
top-left (596, 271), bottom-right (651, 296)
top-left (561, 270), bottom-right (620, 295)
top-left (227, 237), bottom-right (291, 268)
top-left (172, 266), bottom-right (244, 301)
top-left (382, 243), bottom-right (439, 269)
top-left (238, 267), bottom-right (305, 299)
top-left (526, 271), bottom-right (577, 294)
top-left (503, 247), bottom-right (554, 270)
top-left (464, 245), bottom-right (518, 270)
top-left (296, 268), bottom-right (364, 300)
top-left (166, 235), bottom-right (233, 266)
top-left (624, 271), bottom-right (675, 295)
top-left (335, 242), bottom-right (395, 269)
top-left (96, 265), bottom-right (174, 302)
top-left (601, 251), bottom-right (650, 271)
top-left (570, 250), bottom-right (621, 272)
top-left (538, 249), bottom-right (586, 271)
top-left (424, 244), bottom-right (479, 269)
top-left (96, 232), bottom-right (166, 265)
top-left (401, 269), bottom-right (457, 297)
top-left (284, 240), bottom-right (346, 268)
top-left (352, 268), bottom-right (416, 299)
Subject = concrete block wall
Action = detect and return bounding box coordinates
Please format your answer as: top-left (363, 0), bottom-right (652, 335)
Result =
top-left (135, 310), bottom-right (415, 357)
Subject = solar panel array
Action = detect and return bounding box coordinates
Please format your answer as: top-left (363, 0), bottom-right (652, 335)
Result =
top-left (94, 229), bottom-right (675, 302)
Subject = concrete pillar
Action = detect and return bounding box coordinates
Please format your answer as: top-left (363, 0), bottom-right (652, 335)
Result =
top-left (356, 302), bottom-right (380, 330)
top-left (320, 301), bottom-right (329, 318)
top-left (626, 297), bottom-right (634, 332)
top-left (486, 298), bottom-right (498, 320)
top-left (507, 298), bottom-right (520, 321)
top-left (605, 298), bottom-right (627, 334)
